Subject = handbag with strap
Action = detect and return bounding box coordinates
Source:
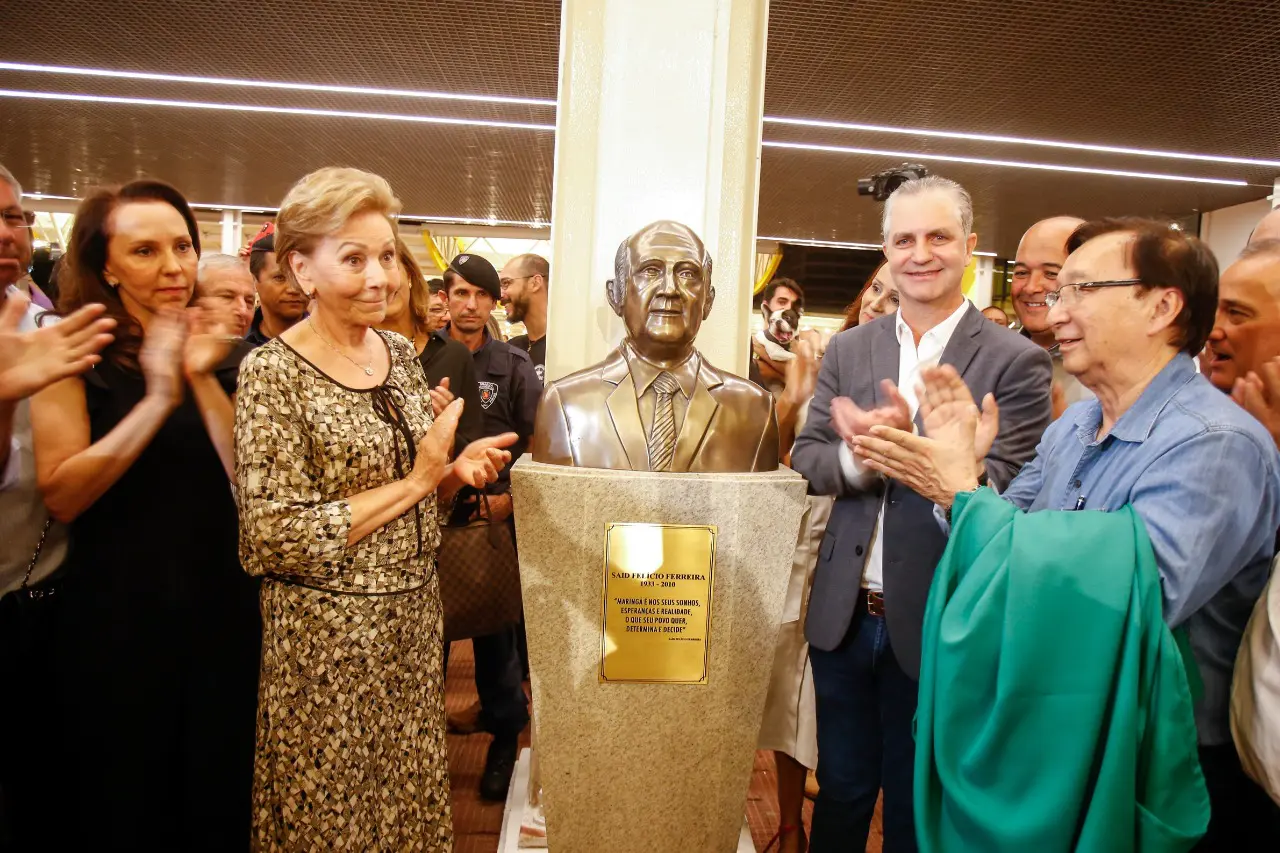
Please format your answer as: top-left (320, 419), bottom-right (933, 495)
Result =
top-left (0, 519), bottom-right (62, 654)
top-left (436, 493), bottom-right (523, 643)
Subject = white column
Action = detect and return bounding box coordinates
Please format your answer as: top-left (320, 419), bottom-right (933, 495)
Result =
top-left (220, 209), bottom-right (243, 255)
top-left (970, 256), bottom-right (995, 309)
top-left (544, 0), bottom-right (769, 382)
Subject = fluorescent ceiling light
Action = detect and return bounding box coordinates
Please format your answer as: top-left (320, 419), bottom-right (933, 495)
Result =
top-left (764, 116), bottom-right (1280, 169)
top-left (8, 63), bottom-right (1271, 172)
top-left (0, 89), bottom-right (555, 132)
top-left (762, 140), bottom-right (1249, 187)
top-left (0, 61), bottom-right (557, 108)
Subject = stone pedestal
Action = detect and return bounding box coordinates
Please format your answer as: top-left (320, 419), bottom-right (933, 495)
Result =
top-left (511, 459), bottom-right (807, 853)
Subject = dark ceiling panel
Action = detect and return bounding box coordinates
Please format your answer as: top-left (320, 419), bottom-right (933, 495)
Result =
top-left (765, 0), bottom-right (1280, 158)
top-left (0, 100), bottom-right (555, 223)
top-left (3, 0), bottom-right (562, 99)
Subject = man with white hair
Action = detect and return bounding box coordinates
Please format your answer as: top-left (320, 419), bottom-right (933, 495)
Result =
top-left (195, 253), bottom-right (257, 339)
top-left (791, 176), bottom-right (1052, 851)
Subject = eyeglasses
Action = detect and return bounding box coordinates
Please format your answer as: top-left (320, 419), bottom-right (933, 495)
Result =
top-left (499, 274), bottom-right (534, 289)
top-left (1043, 278), bottom-right (1143, 308)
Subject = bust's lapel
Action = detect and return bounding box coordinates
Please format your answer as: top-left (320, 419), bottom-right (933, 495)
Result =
top-left (605, 372), bottom-right (648, 470)
top-left (672, 362), bottom-right (722, 471)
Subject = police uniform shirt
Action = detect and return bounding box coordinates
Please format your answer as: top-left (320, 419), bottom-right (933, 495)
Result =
top-left (471, 333), bottom-right (543, 489)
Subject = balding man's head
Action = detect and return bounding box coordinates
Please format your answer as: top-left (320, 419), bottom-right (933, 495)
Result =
top-left (1249, 207), bottom-right (1280, 246)
top-left (1204, 239), bottom-right (1280, 392)
top-left (1012, 216), bottom-right (1085, 342)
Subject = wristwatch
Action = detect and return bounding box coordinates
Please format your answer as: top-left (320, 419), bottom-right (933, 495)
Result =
top-left (944, 468), bottom-right (988, 524)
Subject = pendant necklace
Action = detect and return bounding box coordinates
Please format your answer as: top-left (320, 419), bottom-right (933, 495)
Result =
top-left (309, 317), bottom-right (375, 376)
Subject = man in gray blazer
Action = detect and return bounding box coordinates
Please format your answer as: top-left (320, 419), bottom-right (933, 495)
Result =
top-left (791, 176), bottom-right (1052, 853)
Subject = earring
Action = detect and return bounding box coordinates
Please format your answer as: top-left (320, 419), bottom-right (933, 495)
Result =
top-left (105, 277), bottom-right (119, 288)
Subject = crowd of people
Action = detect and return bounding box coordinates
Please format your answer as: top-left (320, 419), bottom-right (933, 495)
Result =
top-left (2, 156), bottom-right (1279, 853)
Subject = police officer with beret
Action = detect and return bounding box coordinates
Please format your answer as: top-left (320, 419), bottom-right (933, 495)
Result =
top-left (442, 252), bottom-right (541, 800)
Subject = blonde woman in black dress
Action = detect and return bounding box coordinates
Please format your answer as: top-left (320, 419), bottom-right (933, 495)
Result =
top-left (234, 167), bottom-right (514, 852)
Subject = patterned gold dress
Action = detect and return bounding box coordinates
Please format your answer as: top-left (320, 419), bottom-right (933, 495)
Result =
top-left (234, 331), bottom-right (452, 852)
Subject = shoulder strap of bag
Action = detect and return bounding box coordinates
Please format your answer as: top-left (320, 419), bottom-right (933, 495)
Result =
top-left (21, 518), bottom-right (52, 589)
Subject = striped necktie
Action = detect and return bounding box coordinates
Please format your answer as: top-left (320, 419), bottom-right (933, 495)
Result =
top-left (647, 371), bottom-right (680, 471)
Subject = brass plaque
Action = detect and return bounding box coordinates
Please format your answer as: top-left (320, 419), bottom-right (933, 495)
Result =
top-left (600, 523), bottom-right (717, 684)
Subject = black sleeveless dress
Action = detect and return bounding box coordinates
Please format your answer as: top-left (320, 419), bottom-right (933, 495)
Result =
top-left (53, 349), bottom-right (261, 851)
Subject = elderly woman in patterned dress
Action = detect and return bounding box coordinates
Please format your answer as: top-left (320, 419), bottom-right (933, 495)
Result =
top-left (234, 167), bottom-right (516, 852)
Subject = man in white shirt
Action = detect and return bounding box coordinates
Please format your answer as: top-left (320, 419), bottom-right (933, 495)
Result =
top-left (791, 176), bottom-right (1052, 852)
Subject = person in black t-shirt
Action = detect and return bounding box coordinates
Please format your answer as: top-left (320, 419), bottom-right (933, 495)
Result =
top-left (500, 253), bottom-right (549, 380)
top-left (376, 243), bottom-right (482, 451)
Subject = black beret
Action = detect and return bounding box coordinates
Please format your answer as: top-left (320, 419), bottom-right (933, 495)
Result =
top-left (448, 253), bottom-right (501, 300)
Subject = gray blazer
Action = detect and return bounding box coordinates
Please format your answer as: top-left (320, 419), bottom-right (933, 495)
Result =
top-left (791, 304), bottom-right (1052, 678)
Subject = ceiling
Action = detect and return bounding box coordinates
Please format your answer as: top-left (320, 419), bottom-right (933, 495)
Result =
top-left (2, 0), bottom-right (1278, 257)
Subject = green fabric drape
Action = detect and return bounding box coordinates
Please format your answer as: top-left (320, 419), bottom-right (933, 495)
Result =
top-left (915, 488), bottom-right (1209, 852)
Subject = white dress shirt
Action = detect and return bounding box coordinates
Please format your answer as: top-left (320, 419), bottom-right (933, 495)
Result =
top-left (837, 299), bottom-right (971, 591)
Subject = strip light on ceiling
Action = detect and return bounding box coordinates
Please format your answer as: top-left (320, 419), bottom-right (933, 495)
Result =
top-left (764, 116), bottom-right (1280, 170)
top-left (0, 89), bottom-right (555, 132)
top-left (13, 88), bottom-right (1245, 187)
top-left (0, 61), bottom-right (557, 108)
top-left (7, 61), bottom-right (1269, 178)
top-left (8, 63), bottom-right (1273, 170)
top-left (762, 140), bottom-right (1249, 187)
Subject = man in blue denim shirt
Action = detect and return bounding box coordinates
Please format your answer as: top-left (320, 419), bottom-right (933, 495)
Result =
top-left (854, 218), bottom-right (1280, 851)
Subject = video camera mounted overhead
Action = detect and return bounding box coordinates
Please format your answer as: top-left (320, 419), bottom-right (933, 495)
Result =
top-left (857, 163), bottom-right (931, 202)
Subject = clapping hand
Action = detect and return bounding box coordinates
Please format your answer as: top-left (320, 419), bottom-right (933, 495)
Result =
top-left (851, 365), bottom-right (998, 507)
top-left (428, 376), bottom-right (455, 417)
top-left (410, 399), bottom-right (517, 494)
top-left (1233, 356), bottom-right (1280, 446)
top-left (183, 305), bottom-right (238, 379)
top-left (0, 291), bottom-right (116, 400)
top-left (139, 308), bottom-right (188, 406)
top-left (452, 432), bottom-right (518, 489)
top-left (830, 379), bottom-right (913, 445)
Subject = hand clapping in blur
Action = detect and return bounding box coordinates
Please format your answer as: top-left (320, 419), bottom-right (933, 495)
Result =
top-left (0, 290), bottom-right (116, 400)
top-left (183, 304), bottom-right (239, 379)
top-left (1233, 356), bottom-right (1280, 446)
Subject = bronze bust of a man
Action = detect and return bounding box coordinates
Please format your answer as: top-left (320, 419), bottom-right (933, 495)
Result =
top-left (531, 220), bottom-right (779, 472)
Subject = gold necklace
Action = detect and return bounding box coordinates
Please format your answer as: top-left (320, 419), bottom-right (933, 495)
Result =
top-left (308, 317), bottom-right (374, 376)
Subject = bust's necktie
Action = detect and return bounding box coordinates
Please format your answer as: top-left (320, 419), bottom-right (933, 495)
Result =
top-left (648, 371), bottom-right (680, 471)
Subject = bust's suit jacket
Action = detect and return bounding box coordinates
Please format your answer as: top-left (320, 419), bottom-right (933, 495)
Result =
top-left (533, 345), bottom-right (779, 472)
top-left (791, 305), bottom-right (1052, 678)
